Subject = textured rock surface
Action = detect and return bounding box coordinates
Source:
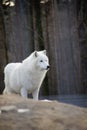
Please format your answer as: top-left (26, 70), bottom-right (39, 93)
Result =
top-left (0, 94), bottom-right (87, 130)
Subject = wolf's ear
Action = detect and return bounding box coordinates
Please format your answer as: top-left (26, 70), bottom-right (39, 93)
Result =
top-left (34, 51), bottom-right (38, 57)
top-left (43, 50), bottom-right (46, 55)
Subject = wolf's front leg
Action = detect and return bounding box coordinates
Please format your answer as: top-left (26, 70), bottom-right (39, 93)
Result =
top-left (32, 88), bottom-right (40, 100)
top-left (20, 88), bottom-right (28, 98)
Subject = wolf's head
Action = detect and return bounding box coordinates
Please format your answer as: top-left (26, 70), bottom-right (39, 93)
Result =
top-left (34, 50), bottom-right (50, 71)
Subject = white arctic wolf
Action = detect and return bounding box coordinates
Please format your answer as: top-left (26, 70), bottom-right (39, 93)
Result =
top-left (3, 50), bottom-right (50, 100)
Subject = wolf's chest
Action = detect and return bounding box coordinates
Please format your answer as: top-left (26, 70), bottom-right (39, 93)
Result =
top-left (23, 72), bottom-right (45, 91)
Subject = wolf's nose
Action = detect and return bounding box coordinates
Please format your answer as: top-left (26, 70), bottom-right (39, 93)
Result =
top-left (47, 65), bottom-right (50, 70)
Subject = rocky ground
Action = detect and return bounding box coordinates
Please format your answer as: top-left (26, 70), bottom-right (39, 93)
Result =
top-left (0, 94), bottom-right (87, 130)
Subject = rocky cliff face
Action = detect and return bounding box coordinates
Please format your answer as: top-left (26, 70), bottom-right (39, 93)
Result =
top-left (0, 94), bottom-right (87, 130)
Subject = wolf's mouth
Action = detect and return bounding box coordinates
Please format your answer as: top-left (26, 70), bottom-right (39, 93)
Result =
top-left (47, 65), bottom-right (50, 70)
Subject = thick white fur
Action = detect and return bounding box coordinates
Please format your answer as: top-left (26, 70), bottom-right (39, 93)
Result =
top-left (3, 50), bottom-right (49, 100)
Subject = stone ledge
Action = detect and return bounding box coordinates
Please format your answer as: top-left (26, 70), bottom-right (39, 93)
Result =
top-left (0, 94), bottom-right (87, 130)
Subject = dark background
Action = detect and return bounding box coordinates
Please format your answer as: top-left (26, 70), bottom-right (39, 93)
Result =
top-left (0, 0), bottom-right (87, 102)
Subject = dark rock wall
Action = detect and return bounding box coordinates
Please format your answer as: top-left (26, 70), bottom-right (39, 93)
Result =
top-left (0, 0), bottom-right (87, 96)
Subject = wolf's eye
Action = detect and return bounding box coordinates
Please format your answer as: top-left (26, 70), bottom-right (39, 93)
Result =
top-left (40, 60), bottom-right (43, 62)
